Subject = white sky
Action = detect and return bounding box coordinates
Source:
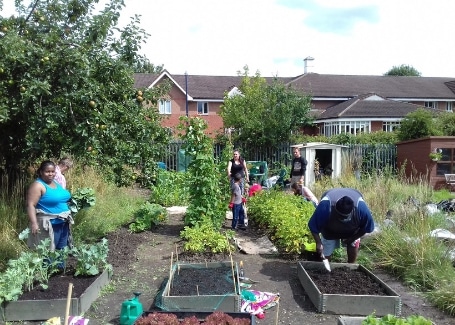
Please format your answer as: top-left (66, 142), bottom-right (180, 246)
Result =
top-left (2, 0), bottom-right (454, 77)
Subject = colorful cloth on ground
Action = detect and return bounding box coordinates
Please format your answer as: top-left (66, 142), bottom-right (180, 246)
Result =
top-left (240, 289), bottom-right (279, 318)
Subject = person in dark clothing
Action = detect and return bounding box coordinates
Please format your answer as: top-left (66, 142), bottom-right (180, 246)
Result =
top-left (227, 149), bottom-right (249, 195)
top-left (308, 188), bottom-right (374, 263)
top-left (289, 147), bottom-right (307, 186)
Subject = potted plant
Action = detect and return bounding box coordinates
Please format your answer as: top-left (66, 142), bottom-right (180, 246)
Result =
top-left (429, 152), bottom-right (442, 162)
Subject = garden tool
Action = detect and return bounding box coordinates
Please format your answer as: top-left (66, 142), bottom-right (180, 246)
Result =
top-left (321, 253), bottom-right (331, 272)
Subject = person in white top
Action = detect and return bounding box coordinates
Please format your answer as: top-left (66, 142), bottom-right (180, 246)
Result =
top-left (54, 157), bottom-right (73, 189)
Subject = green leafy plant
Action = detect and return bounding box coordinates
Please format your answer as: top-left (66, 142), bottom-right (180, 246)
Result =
top-left (72, 238), bottom-right (111, 276)
top-left (180, 223), bottom-right (235, 253)
top-left (69, 187), bottom-right (96, 216)
top-left (428, 152), bottom-right (442, 161)
top-left (129, 202), bottom-right (168, 233)
top-left (247, 190), bottom-right (315, 254)
top-left (362, 313), bottom-right (432, 324)
top-left (150, 170), bottom-right (190, 207)
top-left (178, 117), bottom-right (225, 228)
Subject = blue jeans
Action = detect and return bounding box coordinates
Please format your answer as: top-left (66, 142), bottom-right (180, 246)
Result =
top-left (231, 203), bottom-right (245, 229)
top-left (50, 221), bottom-right (70, 269)
top-left (52, 221), bottom-right (70, 249)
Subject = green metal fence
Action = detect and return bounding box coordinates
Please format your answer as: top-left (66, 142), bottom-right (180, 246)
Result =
top-left (159, 141), bottom-right (397, 175)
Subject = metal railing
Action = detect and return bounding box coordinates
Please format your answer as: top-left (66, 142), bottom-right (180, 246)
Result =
top-left (159, 141), bottom-right (397, 174)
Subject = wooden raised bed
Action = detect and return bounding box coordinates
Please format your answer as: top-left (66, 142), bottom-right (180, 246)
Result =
top-left (297, 261), bottom-right (401, 316)
top-left (1, 269), bottom-right (110, 321)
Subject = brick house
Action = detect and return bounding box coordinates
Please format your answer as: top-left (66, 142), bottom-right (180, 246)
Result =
top-left (134, 71), bottom-right (455, 137)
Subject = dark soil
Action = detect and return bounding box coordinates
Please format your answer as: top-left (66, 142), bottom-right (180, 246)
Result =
top-left (16, 210), bottom-right (455, 325)
top-left (19, 257), bottom-right (97, 300)
top-left (169, 266), bottom-right (236, 296)
top-left (305, 267), bottom-right (388, 296)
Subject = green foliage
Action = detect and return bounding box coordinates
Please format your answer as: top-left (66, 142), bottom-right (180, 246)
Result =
top-left (362, 313), bottom-right (432, 324)
top-left (437, 111), bottom-right (455, 136)
top-left (397, 109), bottom-right (441, 141)
top-left (0, 0), bottom-right (170, 184)
top-left (247, 190), bottom-right (315, 254)
top-left (216, 140), bottom-right (234, 203)
top-left (72, 238), bottom-right (111, 276)
top-left (180, 223), bottom-right (235, 253)
top-left (178, 117), bottom-right (225, 228)
top-left (292, 131), bottom-right (398, 146)
top-left (220, 66), bottom-right (313, 149)
top-left (384, 64), bottom-right (422, 76)
top-left (129, 202), bottom-right (167, 233)
top-left (69, 187), bottom-right (96, 215)
top-left (0, 234), bottom-right (111, 303)
top-left (149, 169), bottom-right (190, 207)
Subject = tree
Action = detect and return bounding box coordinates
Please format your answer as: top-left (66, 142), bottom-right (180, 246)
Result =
top-left (134, 54), bottom-right (163, 73)
top-left (396, 108), bottom-right (441, 141)
top-left (219, 66), bottom-right (313, 150)
top-left (437, 112), bottom-right (455, 136)
top-left (0, 0), bottom-right (169, 185)
top-left (384, 64), bottom-right (421, 76)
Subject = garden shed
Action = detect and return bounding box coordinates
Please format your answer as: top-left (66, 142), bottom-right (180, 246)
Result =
top-left (396, 136), bottom-right (455, 190)
top-left (293, 142), bottom-right (347, 186)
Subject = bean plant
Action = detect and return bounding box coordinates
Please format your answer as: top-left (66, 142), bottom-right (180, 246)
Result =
top-left (178, 117), bottom-right (225, 228)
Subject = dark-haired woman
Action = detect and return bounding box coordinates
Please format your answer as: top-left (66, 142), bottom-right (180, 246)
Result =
top-left (27, 160), bottom-right (72, 253)
top-left (227, 149), bottom-right (249, 195)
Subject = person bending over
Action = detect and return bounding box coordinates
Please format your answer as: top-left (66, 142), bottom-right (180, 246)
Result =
top-left (307, 188), bottom-right (374, 263)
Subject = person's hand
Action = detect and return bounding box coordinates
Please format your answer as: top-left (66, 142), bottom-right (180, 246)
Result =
top-left (242, 197), bottom-right (247, 204)
top-left (30, 222), bottom-right (40, 235)
top-left (229, 202), bottom-right (234, 209)
top-left (315, 243), bottom-right (323, 255)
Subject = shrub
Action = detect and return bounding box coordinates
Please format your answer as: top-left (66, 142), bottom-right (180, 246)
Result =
top-left (247, 190), bottom-right (315, 254)
top-left (129, 202), bottom-right (168, 233)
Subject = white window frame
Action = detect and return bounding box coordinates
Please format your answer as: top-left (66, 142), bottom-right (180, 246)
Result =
top-left (322, 121), bottom-right (371, 136)
top-left (382, 121), bottom-right (401, 132)
top-left (159, 99), bottom-right (171, 114)
top-left (197, 101), bottom-right (209, 115)
top-left (424, 101), bottom-right (438, 109)
top-left (447, 102), bottom-right (453, 112)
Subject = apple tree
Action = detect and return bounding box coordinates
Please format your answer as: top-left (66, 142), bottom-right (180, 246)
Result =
top-left (0, 0), bottom-right (169, 185)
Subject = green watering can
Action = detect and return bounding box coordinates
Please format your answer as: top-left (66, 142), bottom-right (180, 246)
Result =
top-left (119, 292), bottom-right (143, 325)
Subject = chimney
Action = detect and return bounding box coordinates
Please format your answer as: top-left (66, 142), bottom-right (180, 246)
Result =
top-left (304, 56), bottom-right (314, 74)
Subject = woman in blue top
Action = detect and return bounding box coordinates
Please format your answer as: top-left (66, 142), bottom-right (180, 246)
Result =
top-left (27, 160), bottom-right (72, 251)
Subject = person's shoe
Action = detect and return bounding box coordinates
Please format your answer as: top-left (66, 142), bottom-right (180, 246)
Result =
top-left (238, 225), bottom-right (247, 231)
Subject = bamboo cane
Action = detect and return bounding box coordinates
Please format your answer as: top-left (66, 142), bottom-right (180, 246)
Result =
top-left (169, 252), bottom-right (173, 295)
top-left (275, 300), bottom-right (280, 325)
top-left (64, 283), bottom-right (73, 325)
top-left (226, 234), bottom-right (237, 293)
top-left (175, 244), bottom-right (180, 275)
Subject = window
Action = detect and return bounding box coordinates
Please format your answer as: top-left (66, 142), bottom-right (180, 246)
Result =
top-left (159, 100), bottom-right (171, 114)
top-left (383, 121), bottom-right (400, 132)
top-left (447, 102), bottom-right (453, 112)
top-left (321, 121), bottom-right (371, 136)
top-left (435, 148), bottom-right (455, 176)
top-left (424, 101), bottom-right (438, 109)
top-left (197, 102), bottom-right (209, 115)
